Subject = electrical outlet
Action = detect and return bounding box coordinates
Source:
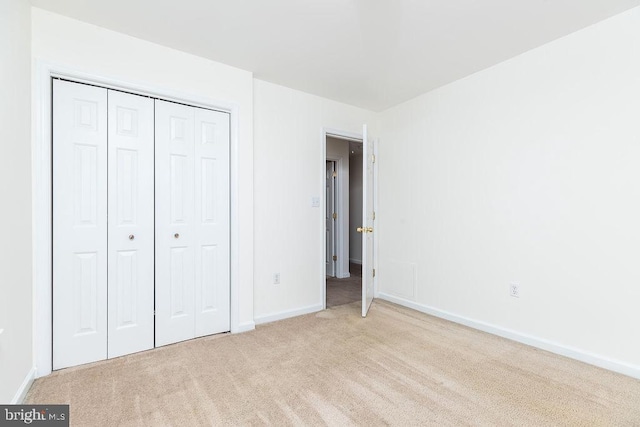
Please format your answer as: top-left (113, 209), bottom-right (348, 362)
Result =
top-left (509, 283), bottom-right (520, 298)
top-left (273, 273), bottom-right (280, 285)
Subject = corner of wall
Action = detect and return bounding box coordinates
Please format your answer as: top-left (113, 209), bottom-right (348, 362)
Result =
top-left (11, 367), bottom-right (37, 404)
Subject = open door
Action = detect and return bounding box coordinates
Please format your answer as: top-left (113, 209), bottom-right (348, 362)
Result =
top-left (360, 125), bottom-right (375, 317)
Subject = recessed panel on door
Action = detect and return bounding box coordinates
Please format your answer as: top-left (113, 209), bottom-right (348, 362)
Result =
top-left (53, 79), bottom-right (108, 370)
top-left (107, 90), bottom-right (155, 358)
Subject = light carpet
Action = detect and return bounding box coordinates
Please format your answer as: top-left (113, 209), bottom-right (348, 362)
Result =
top-left (26, 300), bottom-right (640, 426)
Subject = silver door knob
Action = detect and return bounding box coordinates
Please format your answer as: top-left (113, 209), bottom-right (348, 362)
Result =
top-left (174, 233), bottom-right (180, 239)
top-left (129, 234), bottom-right (135, 240)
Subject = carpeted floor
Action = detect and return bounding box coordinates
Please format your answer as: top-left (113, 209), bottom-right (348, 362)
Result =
top-left (326, 262), bottom-right (362, 308)
top-left (26, 300), bottom-right (640, 426)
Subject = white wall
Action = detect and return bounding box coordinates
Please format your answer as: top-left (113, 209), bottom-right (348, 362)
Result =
top-left (378, 6), bottom-right (640, 376)
top-left (31, 8), bottom-right (255, 341)
top-left (253, 80), bottom-right (372, 322)
top-left (326, 137), bottom-right (350, 277)
top-left (349, 151), bottom-right (363, 263)
top-left (0, 0), bottom-right (33, 403)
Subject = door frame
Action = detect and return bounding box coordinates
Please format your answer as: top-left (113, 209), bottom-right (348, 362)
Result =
top-left (321, 127), bottom-right (376, 310)
top-left (325, 160), bottom-right (337, 277)
top-left (33, 61), bottom-right (242, 377)
top-left (325, 134), bottom-right (354, 281)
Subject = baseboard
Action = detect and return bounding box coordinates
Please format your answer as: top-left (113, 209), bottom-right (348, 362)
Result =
top-left (234, 321), bottom-right (256, 334)
top-left (349, 259), bottom-right (362, 265)
top-left (377, 293), bottom-right (640, 380)
top-left (11, 367), bottom-right (36, 404)
top-left (254, 304), bottom-right (324, 326)
top-left (336, 272), bottom-right (351, 279)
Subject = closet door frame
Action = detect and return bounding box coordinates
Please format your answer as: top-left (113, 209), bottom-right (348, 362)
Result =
top-left (33, 63), bottom-right (245, 378)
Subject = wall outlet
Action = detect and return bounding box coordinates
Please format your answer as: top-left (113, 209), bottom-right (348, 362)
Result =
top-left (311, 197), bottom-right (320, 207)
top-left (509, 283), bottom-right (520, 298)
top-left (273, 273), bottom-right (280, 285)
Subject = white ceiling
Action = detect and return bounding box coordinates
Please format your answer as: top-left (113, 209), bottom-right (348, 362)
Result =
top-left (31, 0), bottom-right (640, 111)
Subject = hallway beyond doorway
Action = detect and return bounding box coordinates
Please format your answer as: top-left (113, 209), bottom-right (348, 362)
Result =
top-left (326, 262), bottom-right (362, 308)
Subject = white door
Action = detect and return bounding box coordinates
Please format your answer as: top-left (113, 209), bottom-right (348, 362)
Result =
top-left (155, 100), bottom-right (230, 346)
top-left (53, 80), bottom-right (108, 369)
top-left (361, 125), bottom-right (375, 317)
top-left (194, 107), bottom-right (231, 338)
top-left (107, 90), bottom-right (155, 358)
top-left (155, 100), bottom-right (195, 346)
top-left (325, 161), bottom-right (336, 277)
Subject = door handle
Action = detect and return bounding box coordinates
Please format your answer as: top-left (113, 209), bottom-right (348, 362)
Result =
top-left (357, 227), bottom-right (373, 233)
top-left (129, 234), bottom-right (135, 240)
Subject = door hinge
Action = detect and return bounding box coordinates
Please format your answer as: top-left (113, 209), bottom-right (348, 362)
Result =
top-left (332, 212), bottom-right (337, 220)
top-left (373, 211), bottom-right (376, 220)
top-left (332, 171), bottom-right (337, 178)
top-left (153, 310), bottom-right (156, 316)
top-left (373, 268), bottom-right (376, 278)
top-left (372, 154), bottom-right (376, 163)
top-left (333, 255), bottom-right (337, 261)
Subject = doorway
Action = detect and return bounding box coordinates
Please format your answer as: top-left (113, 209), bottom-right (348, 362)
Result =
top-left (325, 134), bottom-right (363, 308)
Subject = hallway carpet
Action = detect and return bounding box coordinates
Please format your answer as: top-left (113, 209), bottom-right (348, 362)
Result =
top-left (26, 300), bottom-right (640, 426)
top-left (326, 262), bottom-right (362, 308)
top-left (326, 276), bottom-right (361, 308)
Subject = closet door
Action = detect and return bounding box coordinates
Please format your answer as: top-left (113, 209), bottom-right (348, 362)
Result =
top-left (155, 100), bottom-right (196, 346)
top-left (107, 90), bottom-right (155, 358)
top-left (155, 100), bottom-right (231, 346)
top-left (53, 80), bottom-right (108, 369)
top-left (194, 108), bottom-right (230, 337)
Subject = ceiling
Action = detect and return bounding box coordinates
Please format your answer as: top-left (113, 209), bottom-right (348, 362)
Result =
top-left (31, 0), bottom-right (640, 111)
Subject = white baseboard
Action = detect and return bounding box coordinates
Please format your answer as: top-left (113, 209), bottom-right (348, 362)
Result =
top-left (349, 259), bottom-right (362, 265)
top-left (234, 321), bottom-right (256, 334)
top-left (254, 304), bottom-right (323, 326)
top-left (336, 272), bottom-right (351, 279)
top-left (11, 367), bottom-right (36, 404)
top-left (378, 293), bottom-right (640, 380)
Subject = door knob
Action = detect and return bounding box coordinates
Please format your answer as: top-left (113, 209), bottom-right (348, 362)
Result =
top-left (357, 227), bottom-right (374, 233)
top-left (174, 233), bottom-right (180, 239)
top-left (129, 234), bottom-right (135, 240)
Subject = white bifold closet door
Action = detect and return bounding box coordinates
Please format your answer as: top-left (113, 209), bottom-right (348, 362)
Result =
top-left (53, 80), bottom-right (154, 369)
top-left (53, 80), bottom-right (108, 369)
top-left (155, 100), bottom-right (230, 347)
top-left (107, 90), bottom-right (155, 358)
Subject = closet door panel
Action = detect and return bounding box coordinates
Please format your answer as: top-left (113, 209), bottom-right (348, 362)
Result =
top-left (107, 90), bottom-right (155, 358)
top-left (53, 80), bottom-right (108, 369)
top-left (194, 108), bottom-right (230, 337)
top-left (155, 100), bottom-right (196, 346)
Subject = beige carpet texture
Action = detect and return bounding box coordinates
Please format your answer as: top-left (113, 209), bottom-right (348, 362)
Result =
top-left (26, 300), bottom-right (640, 426)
